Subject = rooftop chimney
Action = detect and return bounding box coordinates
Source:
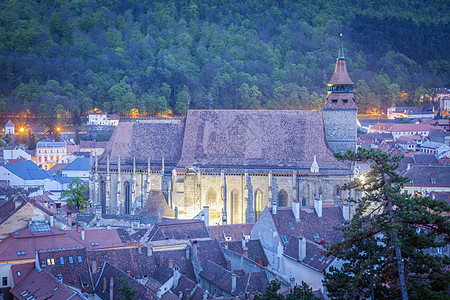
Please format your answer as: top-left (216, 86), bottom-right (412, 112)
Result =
top-left (168, 258), bottom-right (174, 268)
top-left (242, 236), bottom-right (246, 249)
top-left (226, 259), bottom-right (231, 271)
top-left (81, 230), bottom-right (85, 241)
top-left (292, 200), bottom-right (300, 222)
top-left (158, 207), bottom-right (162, 222)
top-left (193, 240), bottom-right (198, 252)
top-left (272, 201), bottom-right (277, 215)
top-left (185, 246), bottom-right (190, 259)
top-left (243, 247), bottom-right (248, 258)
top-left (67, 212), bottom-right (72, 227)
top-left (14, 197), bottom-right (22, 210)
top-left (222, 209), bottom-right (227, 225)
top-left (103, 277), bottom-right (106, 292)
top-left (290, 277), bottom-right (295, 286)
top-left (203, 206), bottom-right (209, 226)
top-left (299, 236), bottom-right (306, 261)
top-left (91, 260), bottom-right (97, 273)
top-left (313, 197), bottom-right (322, 218)
top-left (49, 216), bottom-right (54, 227)
top-left (342, 203), bottom-right (350, 222)
top-left (57, 274), bottom-right (63, 283)
top-left (231, 273), bottom-right (236, 291)
top-left (109, 277), bottom-right (114, 299)
top-left (147, 246), bottom-right (153, 257)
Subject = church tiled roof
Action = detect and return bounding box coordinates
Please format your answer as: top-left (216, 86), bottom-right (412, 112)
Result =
top-left (178, 110), bottom-right (349, 174)
top-left (99, 121), bottom-right (185, 168)
top-left (99, 110), bottom-right (350, 175)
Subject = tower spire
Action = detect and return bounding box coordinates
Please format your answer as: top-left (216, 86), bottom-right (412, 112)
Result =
top-left (338, 33), bottom-right (345, 60)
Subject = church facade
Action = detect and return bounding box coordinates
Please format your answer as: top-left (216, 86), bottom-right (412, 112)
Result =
top-left (89, 44), bottom-right (358, 225)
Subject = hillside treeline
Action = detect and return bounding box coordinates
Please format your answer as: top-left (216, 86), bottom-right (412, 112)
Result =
top-left (0, 0), bottom-right (448, 120)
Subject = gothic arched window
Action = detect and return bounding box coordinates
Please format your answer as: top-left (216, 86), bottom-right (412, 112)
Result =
top-left (206, 188), bottom-right (217, 210)
top-left (255, 189), bottom-right (263, 219)
top-left (125, 182), bottom-right (131, 214)
top-left (301, 198), bottom-right (307, 206)
top-left (278, 189), bottom-right (288, 207)
top-left (231, 189), bottom-right (239, 224)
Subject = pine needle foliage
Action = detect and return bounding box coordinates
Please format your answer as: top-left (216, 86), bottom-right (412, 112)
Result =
top-left (324, 148), bottom-right (449, 300)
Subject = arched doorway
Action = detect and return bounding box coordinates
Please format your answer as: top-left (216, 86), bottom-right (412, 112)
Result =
top-left (278, 189), bottom-right (288, 207)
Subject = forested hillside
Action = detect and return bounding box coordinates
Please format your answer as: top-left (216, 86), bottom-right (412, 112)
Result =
top-left (0, 0), bottom-right (448, 120)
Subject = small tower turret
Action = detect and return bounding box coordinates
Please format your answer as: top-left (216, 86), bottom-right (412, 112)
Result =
top-left (323, 34), bottom-right (357, 153)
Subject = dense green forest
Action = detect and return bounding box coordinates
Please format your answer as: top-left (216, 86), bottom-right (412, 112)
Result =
top-left (0, 0), bottom-right (448, 120)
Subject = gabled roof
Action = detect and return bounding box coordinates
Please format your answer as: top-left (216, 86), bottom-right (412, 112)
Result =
top-left (179, 110), bottom-right (350, 174)
top-left (94, 262), bottom-right (155, 299)
top-left (226, 239), bottom-right (269, 266)
top-left (1, 160), bottom-right (75, 183)
top-left (63, 157), bottom-right (90, 171)
top-left (147, 220), bottom-right (209, 242)
top-left (99, 121), bottom-right (185, 167)
top-left (5, 119), bottom-right (14, 126)
top-left (269, 206), bottom-right (345, 246)
top-left (10, 268), bottom-right (78, 299)
top-left (283, 236), bottom-right (335, 272)
top-left (207, 223), bottom-right (254, 242)
top-left (404, 165), bottom-right (450, 187)
top-left (38, 247), bottom-right (93, 294)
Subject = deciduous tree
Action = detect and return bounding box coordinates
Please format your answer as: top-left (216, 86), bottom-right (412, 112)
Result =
top-left (62, 178), bottom-right (89, 211)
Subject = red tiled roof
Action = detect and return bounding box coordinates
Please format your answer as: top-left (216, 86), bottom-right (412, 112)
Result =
top-left (138, 190), bottom-right (174, 217)
top-left (207, 223), bottom-right (254, 242)
top-left (38, 248), bottom-right (93, 294)
top-left (10, 268), bottom-right (77, 299)
top-left (371, 123), bottom-right (445, 132)
top-left (65, 228), bottom-right (137, 250)
top-left (147, 220), bottom-right (209, 242)
top-left (11, 262), bottom-right (34, 286)
top-left (328, 59), bottom-right (353, 85)
top-left (179, 110), bottom-right (350, 174)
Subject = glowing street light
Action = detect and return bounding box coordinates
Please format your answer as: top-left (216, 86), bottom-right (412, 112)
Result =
top-left (19, 127), bottom-right (25, 133)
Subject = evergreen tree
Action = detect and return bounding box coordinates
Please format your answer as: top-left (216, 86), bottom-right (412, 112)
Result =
top-left (324, 148), bottom-right (449, 299)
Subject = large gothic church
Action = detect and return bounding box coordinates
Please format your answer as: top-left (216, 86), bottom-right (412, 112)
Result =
top-left (90, 42), bottom-right (358, 225)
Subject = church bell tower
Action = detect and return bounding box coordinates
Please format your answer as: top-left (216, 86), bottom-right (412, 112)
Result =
top-left (323, 35), bottom-right (357, 153)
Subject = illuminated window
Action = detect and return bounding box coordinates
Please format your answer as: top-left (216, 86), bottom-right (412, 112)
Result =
top-left (255, 189), bottom-right (263, 219)
top-left (47, 258), bottom-right (55, 266)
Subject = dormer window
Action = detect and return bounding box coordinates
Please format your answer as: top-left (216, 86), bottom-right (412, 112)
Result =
top-left (343, 99), bottom-right (348, 104)
top-left (332, 100), bottom-right (338, 104)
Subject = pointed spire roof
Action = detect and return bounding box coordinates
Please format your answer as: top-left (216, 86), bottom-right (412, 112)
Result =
top-left (310, 155), bottom-right (319, 173)
top-left (6, 119), bottom-right (14, 126)
top-left (328, 34), bottom-right (353, 85)
top-left (338, 34), bottom-right (345, 59)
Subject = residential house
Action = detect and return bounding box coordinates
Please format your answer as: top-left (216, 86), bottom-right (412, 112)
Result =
top-left (370, 123), bottom-right (445, 140)
top-left (396, 135), bottom-right (423, 152)
top-left (62, 158), bottom-right (90, 179)
top-left (10, 267), bottom-right (86, 299)
top-left (440, 95), bottom-right (450, 111)
top-left (420, 141), bottom-right (450, 158)
top-left (4, 120), bottom-right (14, 135)
top-left (0, 194), bottom-right (53, 241)
top-left (251, 201), bottom-right (347, 291)
top-left (36, 139), bottom-right (67, 170)
top-left (0, 160), bottom-right (74, 196)
top-left (387, 105), bottom-right (435, 119)
top-left (87, 112), bottom-right (119, 126)
top-left (403, 165), bottom-right (450, 194)
top-left (2, 148), bottom-right (31, 162)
